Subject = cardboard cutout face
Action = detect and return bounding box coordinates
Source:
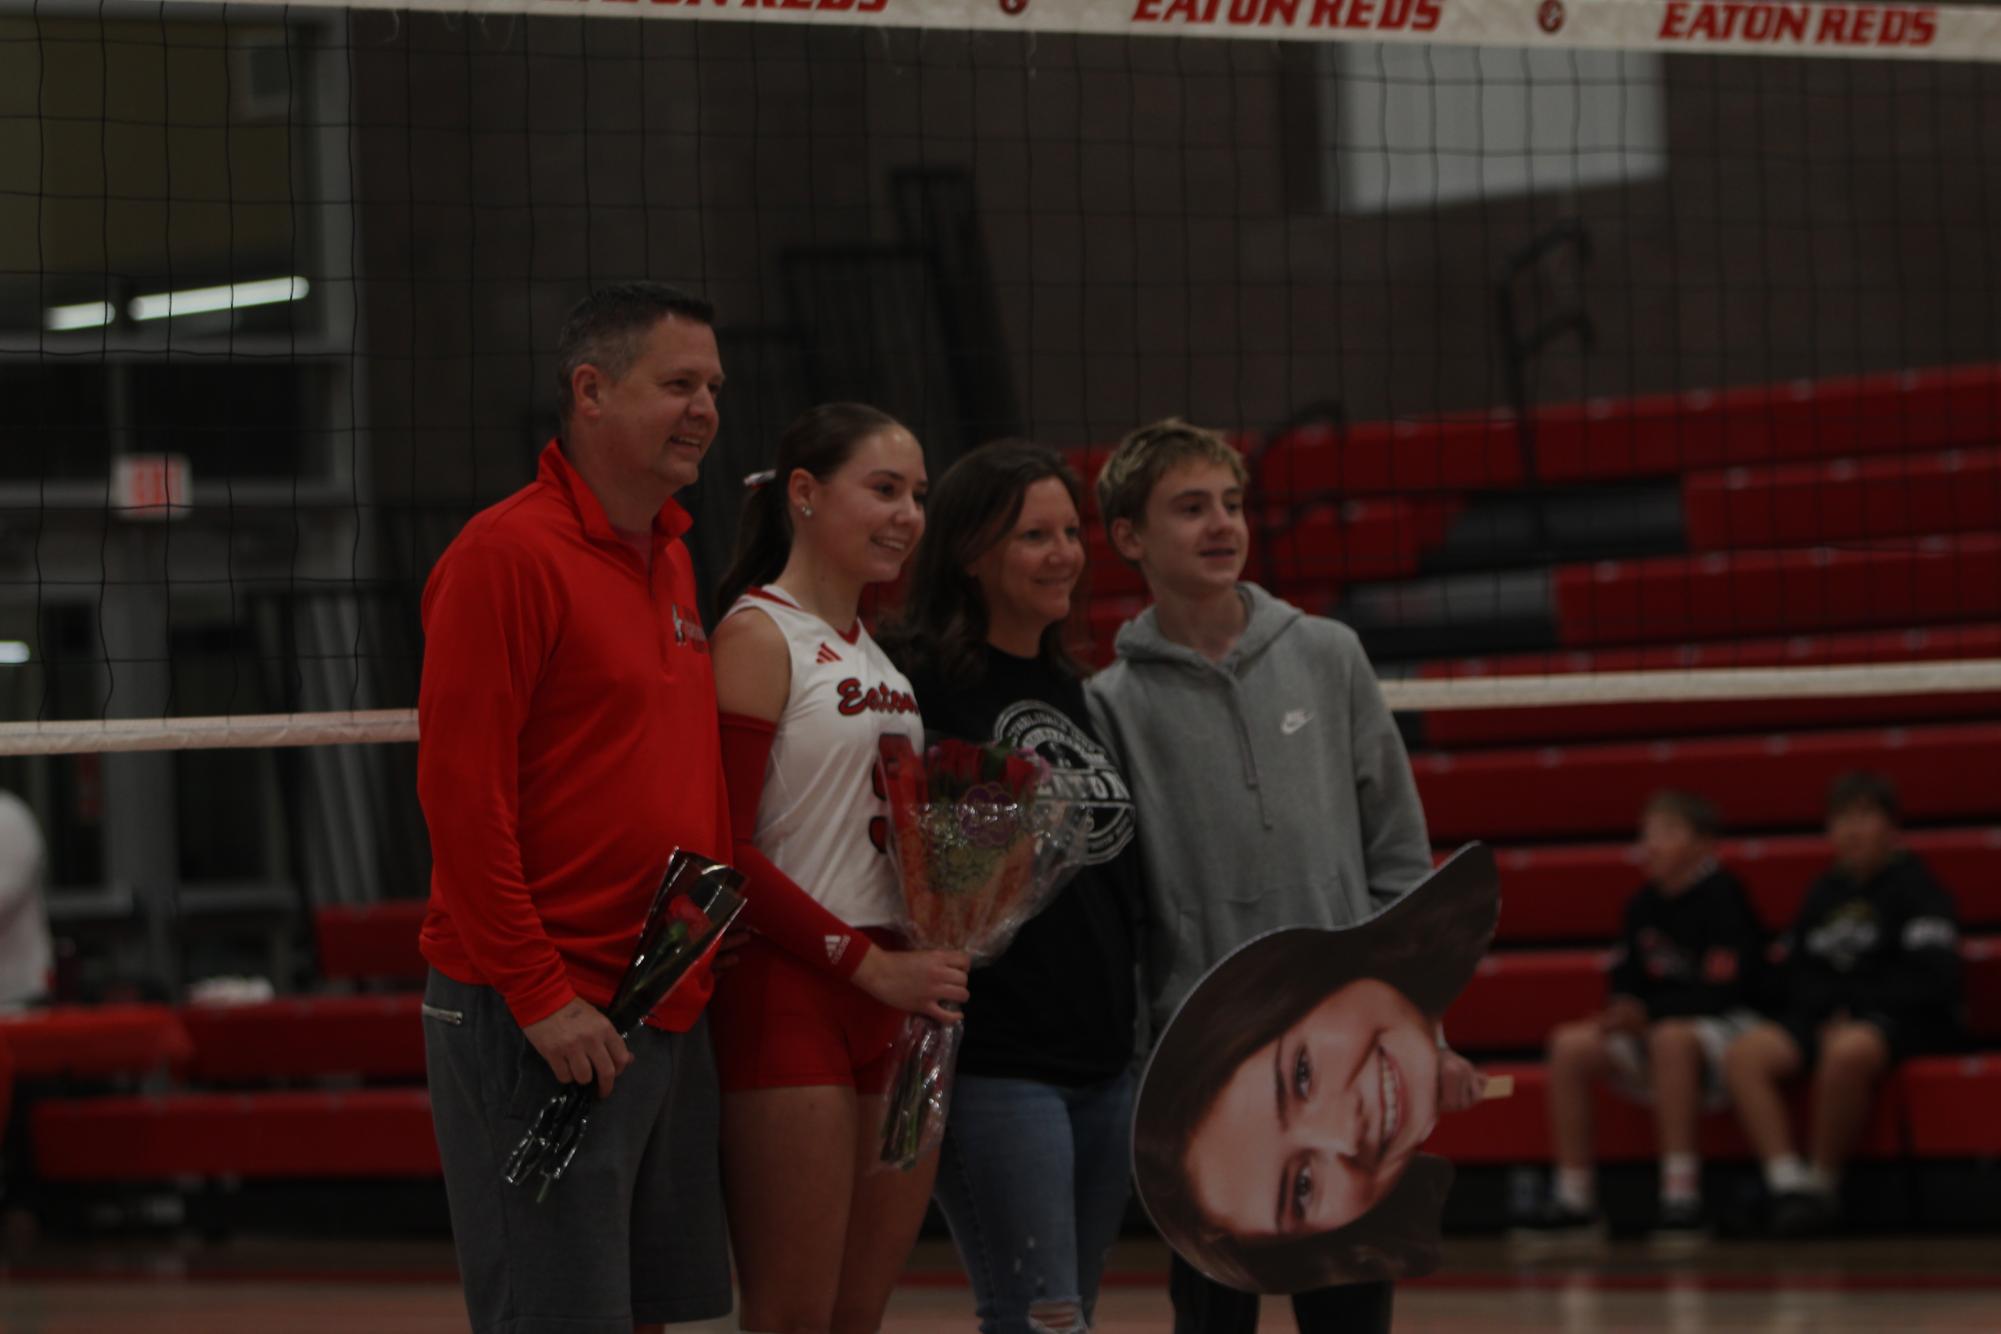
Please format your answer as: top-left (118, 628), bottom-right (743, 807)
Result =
top-left (1132, 843), bottom-right (1500, 1294)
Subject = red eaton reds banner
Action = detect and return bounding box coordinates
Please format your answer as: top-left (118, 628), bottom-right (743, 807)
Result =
top-left (210, 0), bottom-right (2001, 62)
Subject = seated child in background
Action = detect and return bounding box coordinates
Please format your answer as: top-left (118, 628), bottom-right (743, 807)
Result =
top-left (1722, 770), bottom-right (1963, 1237)
top-left (1525, 789), bottom-right (1766, 1240)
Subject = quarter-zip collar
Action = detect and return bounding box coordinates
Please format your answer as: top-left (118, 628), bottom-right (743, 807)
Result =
top-left (540, 439), bottom-right (693, 557)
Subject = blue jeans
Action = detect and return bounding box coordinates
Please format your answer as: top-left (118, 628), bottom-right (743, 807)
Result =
top-left (933, 1070), bottom-right (1137, 1334)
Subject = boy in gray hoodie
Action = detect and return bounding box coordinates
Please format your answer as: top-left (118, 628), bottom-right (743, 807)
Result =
top-left (1086, 418), bottom-right (1478, 1334)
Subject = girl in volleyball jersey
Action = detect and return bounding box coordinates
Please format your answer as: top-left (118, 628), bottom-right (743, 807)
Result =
top-left (709, 402), bottom-right (972, 1334)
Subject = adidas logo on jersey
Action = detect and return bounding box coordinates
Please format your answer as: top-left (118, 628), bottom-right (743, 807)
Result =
top-left (825, 934), bottom-right (849, 965)
top-left (816, 642), bottom-right (842, 664)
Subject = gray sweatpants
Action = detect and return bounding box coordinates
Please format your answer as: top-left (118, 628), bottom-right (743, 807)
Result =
top-left (423, 970), bottom-right (733, 1334)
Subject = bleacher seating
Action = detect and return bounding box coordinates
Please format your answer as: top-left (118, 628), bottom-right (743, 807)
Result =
top-left (1682, 447), bottom-right (2001, 551)
top-left (316, 900), bottom-right (428, 985)
top-left (1424, 1061), bottom-right (1908, 1164)
top-left (1415, 722), bottom-right (2001, 842)
top-left (1552, 534), bottom-right (2001, 646)
top-left (1245, 362), bottom-right (2001, 500)
top-left (1251, 414), bottom-right (1524, 498)
top-left (1444, 942), bottom-right (2001, 1055)
top-left (1903, 1054), bottom-right (2001, 1156)
top-left (1533, 362), bottom-right (2001, 481)
top-left (1491, 828), bottom-right (2001, 943)
top-left (1418, 625), bottom-right (2001, 746)
top-left (180, 995), bottom-right (427, 1085)
top-left (1415, 943), bottom-right (2001, 1166)
top-left (31, 1089), bottom-right (440, 1181)
top-left (0, 1004), bottom-right (193, 1081)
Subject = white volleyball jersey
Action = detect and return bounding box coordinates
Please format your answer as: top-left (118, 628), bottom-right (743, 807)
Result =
top-left (723, 586), bottom-right (923, 929)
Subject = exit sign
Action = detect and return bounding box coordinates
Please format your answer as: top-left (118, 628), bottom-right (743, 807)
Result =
top-left (112, 454), bottom-right (192, 521)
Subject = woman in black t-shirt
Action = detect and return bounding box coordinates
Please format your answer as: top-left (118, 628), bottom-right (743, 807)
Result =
top-left (880, 441), bottom-right (1142, 1334)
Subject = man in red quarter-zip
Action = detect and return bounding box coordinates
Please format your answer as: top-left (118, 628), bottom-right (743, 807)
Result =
top-left (415, 282), bottom-right (734, 1334)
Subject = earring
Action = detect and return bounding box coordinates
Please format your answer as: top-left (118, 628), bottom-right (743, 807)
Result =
top-left (798, 504), bottom-right (813, 518)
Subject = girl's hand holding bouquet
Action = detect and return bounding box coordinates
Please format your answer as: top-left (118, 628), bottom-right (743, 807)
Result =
top-left (872, 734), bottom-right (1090, 1171)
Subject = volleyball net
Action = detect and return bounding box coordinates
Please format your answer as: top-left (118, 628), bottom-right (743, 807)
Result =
top-left (4, 0), bottom-right (2000, 914)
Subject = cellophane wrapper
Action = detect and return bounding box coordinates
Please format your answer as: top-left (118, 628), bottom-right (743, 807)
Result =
top-left (503, 850), bottom-right (746, 1202)
top-left (873, 734), bottom-right (1090, 1172)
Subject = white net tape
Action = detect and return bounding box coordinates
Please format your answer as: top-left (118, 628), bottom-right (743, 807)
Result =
top-left (119, 0), bottom-right (2001, 64)
top-left (1, 660), bottom-right (1994, 754)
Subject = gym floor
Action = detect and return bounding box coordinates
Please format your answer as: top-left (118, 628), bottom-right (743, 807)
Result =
top-left (3, 1235), bottom-right (1997, 1332)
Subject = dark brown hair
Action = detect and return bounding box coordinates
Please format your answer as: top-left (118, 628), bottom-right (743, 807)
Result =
top-left (1133, 852), bottom-right (1497, 1292)
top-left (715, 402), bottom-right (905, 615)
top-left (1643, 789), bottom-right (1722, 840)
top-left (1827, 769), bottom-right (1901, 822)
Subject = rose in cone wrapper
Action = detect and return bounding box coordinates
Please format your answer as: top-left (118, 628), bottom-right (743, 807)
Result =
top-left (504, 849), bottom-right (747, 1202)
top-left (873, 734), bottom-right (1090, 1171)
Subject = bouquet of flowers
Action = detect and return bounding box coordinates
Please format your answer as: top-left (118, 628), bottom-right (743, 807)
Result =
top-left (873, 734), bottom-right (1090, 1172)
top-left (505, 848), bottom-right (746, 1202)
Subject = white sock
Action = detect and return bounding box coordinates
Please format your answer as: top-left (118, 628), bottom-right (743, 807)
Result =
top-left (1764, 1155), bottom-right (1812, 1194)
top-left (1554, 1166), bottom-right (1596, 1213)
top-left (1660, 1152), bottom-right (1701, 1206)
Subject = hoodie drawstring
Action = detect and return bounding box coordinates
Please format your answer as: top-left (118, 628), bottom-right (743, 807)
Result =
top-left (1221, 672), bottom-right (1273, 831)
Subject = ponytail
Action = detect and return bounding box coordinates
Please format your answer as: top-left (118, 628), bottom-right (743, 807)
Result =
top-left (716, 477), bottom-right (792, 616)
top-left (714, 401), bottom-right (905, 615)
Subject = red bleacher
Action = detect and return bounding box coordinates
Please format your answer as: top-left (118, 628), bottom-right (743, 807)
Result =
top-left (180, 995), bottom-right (427, 1085)
top-left (1425, 941), bottom-right (2001, 1168)
top-left (1424, 1061), bottom-right (1908, 1164)
top-left (1251, 414), bottom-right (1523, 499)
top-left (0, 1004), bottom-right (193, 1081)
top-left (26, 943), bottom-right (1993, 1183)
top-left (1535, 363), bottom-right (2001, 482)
top-left (1553, 534), bottom-right (2001, 647)
top-left (1261, 498), bottom-right (1460, 582)
top-left (31, 1089), bottom-right (440, 1181)
top-left (1902, 1054), bottom-right (2001, 1156)
top-left (1419, 625), bottom-right (2001, 747)
top-left (1491, 828), bottom-right (2001, 944)
top-left (1399, 370), bottom-right (1999, 1181)
top-left (1444, 943), bottom-right (2001, 1054)
top-left (316, 900), bottom-right (427, 984)
top-left (1244, 363), bottom-right (2001, 502)
top-left (1414, 722), bottom-right (2001, 843)
top-left (1683, 448), bottom-right (2001, 551)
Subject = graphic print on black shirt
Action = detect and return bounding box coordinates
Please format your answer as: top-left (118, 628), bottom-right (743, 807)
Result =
top-left (1606, 864), bottom-right (1767, 1020)
top-left (993, 699), bottom-right (1135, 867)
top-left (905, 646), bottom-right (1142, 1087)
top-left (1779, 850), bottom-right (1963, 1045)
top-left (1631, 927), bottom-right (1742, 988)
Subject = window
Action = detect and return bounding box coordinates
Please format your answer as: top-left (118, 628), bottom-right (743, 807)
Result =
top-left (1324, 44), bottom-right (1667, 213)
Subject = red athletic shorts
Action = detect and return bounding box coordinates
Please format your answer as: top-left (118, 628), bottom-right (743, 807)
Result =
top-left (709, 927), bottom-right (906, 1094)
